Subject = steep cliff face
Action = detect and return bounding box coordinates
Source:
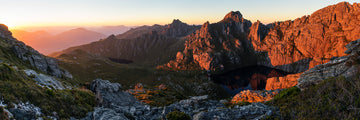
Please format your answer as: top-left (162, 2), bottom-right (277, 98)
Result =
top-left (50, 20), bottom-right (200, 66)
top-left (0, 24), bottom-right (69, 78)
top-left (162, 2), bottom-right (360, 73)
top-left (161, 11), bottom-right (269, 70)
top-left (250, 2), bottom-right (360, 73)
top-left (297, 38), bottom-right (360, 90)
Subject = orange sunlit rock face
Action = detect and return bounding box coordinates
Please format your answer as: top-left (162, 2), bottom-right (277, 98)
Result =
top-left (249, 2), bottom-right (360, 73)
top-left (211, 66), bottom-right (290, 96)
top-left (265, 73), bottom-right (301, 90)
top-left (134, 83), bottom-right (144, 92)
top-left (231, 90), bottom-right (279, 103)
top-left (230, 73), bottom-right (300, 103)
top-left (249, 73), bottom-right (267, 90)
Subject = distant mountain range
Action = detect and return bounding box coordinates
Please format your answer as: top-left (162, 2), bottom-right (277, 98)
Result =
top-left (50, 19), bottom-right (201, 65)
top-left (15, 25), bottom-right (133, 36)
top-left (12, 28), bottom-right (107, 54)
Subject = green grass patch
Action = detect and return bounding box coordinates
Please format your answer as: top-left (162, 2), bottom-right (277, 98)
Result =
top-left (0, 37), bottom-right (95, 118)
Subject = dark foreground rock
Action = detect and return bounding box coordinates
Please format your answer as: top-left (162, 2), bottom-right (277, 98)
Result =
top-left (84, 79), bottom-right (278, 120)
top-left (9, 108), bottom-right (36, 120)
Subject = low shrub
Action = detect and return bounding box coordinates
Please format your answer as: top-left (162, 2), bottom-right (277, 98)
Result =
top-left (166, 110), bottom-right (191, 120)
top-left (267, 76), bottom-right (360, 119)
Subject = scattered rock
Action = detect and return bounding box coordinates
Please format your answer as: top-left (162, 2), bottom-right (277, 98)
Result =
top-left (8, 101), bottom-right (43, 120)
top-left (9, 108), bottom-right (36, 120)
top-left (85, 79), bottom-right (278, 120)
top-left (83, 108), bottom-right (129, 120)
top-left (23, 69), bottom-right (68, 90)
top-left (193, 103), bottom-right (276, 120)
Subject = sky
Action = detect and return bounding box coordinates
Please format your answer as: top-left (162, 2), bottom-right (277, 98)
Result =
top-left (0, 0), bottom-right (358, 29)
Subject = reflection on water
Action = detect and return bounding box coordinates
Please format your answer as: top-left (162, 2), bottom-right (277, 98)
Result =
top-left (211, 66), bottom-right (288, 95)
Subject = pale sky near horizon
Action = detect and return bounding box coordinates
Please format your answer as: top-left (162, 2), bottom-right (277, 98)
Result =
top-left (0, 0), bottom-right (358, 29)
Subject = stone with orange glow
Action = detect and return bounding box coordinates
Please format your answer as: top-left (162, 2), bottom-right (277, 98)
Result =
top-left (231, 90), bottom-right (279, 103)
top-left (134, 83), bottom-right (144, 92)
top-left (265, 73), bottom-right (301, 90)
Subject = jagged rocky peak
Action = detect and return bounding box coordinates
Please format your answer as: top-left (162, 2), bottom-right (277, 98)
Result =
top-left (160, 11), bottom-right (265, 71)
top-left (169, 19), bottom-right (186, 27)
top-left (0, 24), bottom-right (12, 38)
top-left (162, 19), bottom-right (200, 38)
top-left (106, 34), bottom-right (117, 40)
top-left (248, 20), bottom-right (270, 44)
top-left (221, 11), bottom-right (243, 23)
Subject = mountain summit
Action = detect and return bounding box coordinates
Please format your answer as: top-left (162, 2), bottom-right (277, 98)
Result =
top-left (159, 11), bottom-right (258, 70)
top-left (221, 11), bottom-right (244, 23)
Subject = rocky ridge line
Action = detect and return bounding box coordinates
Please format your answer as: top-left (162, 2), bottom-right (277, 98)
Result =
top-left (250, 2), bottom-right (360, 73)
top-left (50, 19), bottom-right (200, 66)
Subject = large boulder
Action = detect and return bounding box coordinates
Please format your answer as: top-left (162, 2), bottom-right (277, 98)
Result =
top-left (90, 79), bottom-right (141, 108)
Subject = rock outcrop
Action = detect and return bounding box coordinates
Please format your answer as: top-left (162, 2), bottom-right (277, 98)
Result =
top-left (162, 11), bottom-right (269, 71)
top-left (0, 24), bottom-right (70, 78)
top-left (89, 79), bottom-right (142, 108)
top-left (85, 79), bottom-right (278, 120)
top-left (23, 69), bottom-right (69, 90)
top-left (3, 101), bottom-right (43, 120)
top-left (250, 2), bottom-right (360, 73)
top-left (265, 73), bottom-right (301, 90)
top-left (297, 39), bottom-right (360, 89)
top-left (193, 102), bottom-right (276, 120)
